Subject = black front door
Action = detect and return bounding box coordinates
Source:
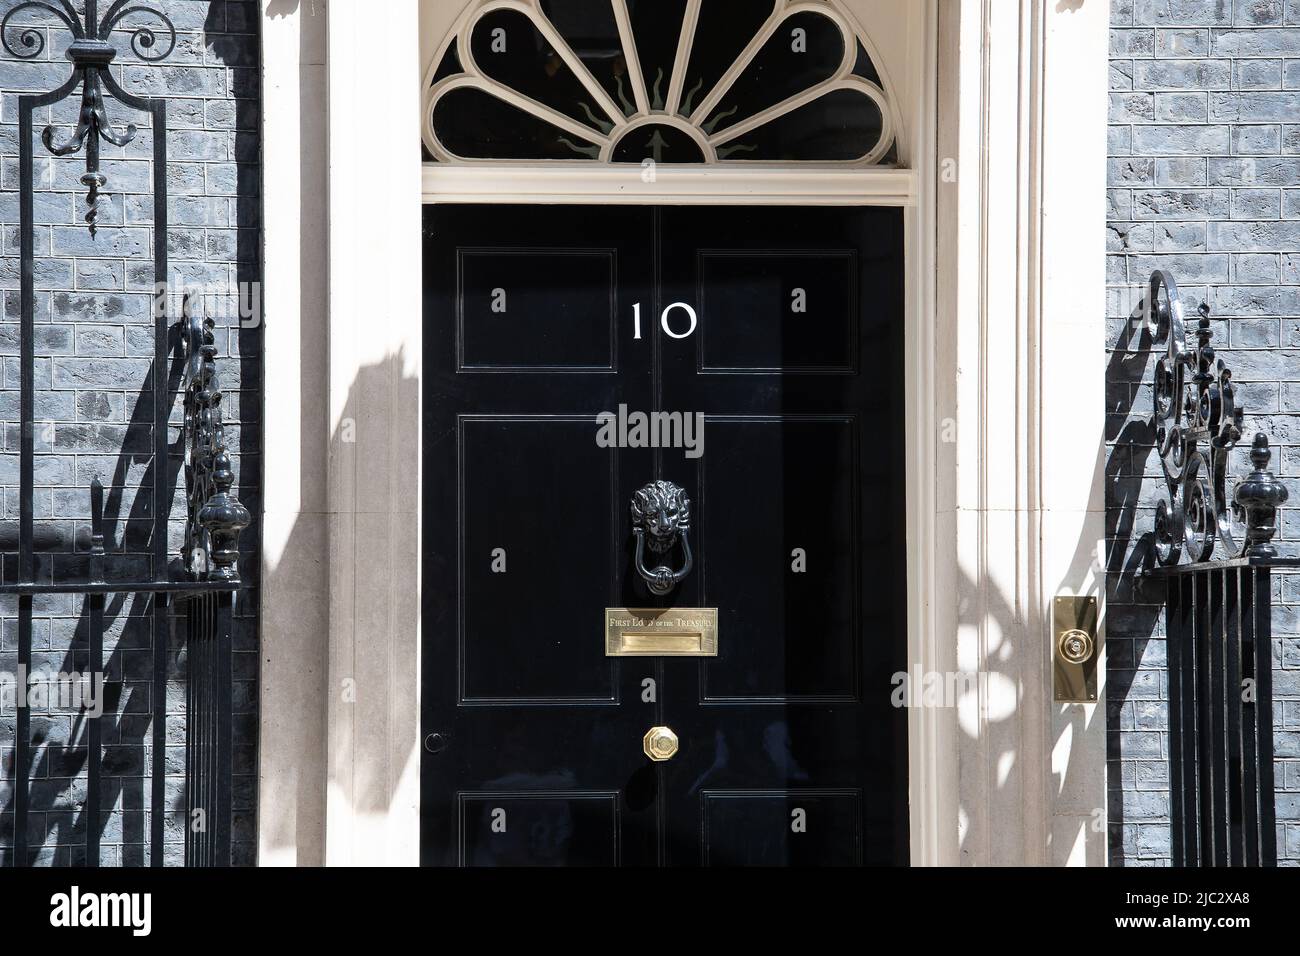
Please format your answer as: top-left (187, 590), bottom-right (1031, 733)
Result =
top-left (422, 204), bottom-right (907, 866)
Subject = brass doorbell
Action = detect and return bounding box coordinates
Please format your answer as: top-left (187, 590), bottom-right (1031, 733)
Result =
top-left (1053, 595), bottom-right (1099, 703)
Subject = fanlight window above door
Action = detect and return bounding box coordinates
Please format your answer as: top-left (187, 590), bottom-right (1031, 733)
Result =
top-left (422, 0), bottom-right (901, 166)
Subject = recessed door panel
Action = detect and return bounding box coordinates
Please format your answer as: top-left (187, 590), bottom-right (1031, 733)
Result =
top-left (698, 250), bottom-right (857, 373)
top-left (459, 416), bottom-right (617, 703)
top-left (699, 417), bottom-right (858, 701)
top-left (459, 792), bottom-right (620, 866)
top-left (458, 249), bottom-right (616, 371)
top-left (701, 790), bottom-right (863, 866)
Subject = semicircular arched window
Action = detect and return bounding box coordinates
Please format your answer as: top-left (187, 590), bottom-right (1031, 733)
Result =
top-left (422, 0), bottom-right (901, 166)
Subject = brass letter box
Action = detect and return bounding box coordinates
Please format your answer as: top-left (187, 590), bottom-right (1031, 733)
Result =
top-left (605, 608), bottom-right (718, 657)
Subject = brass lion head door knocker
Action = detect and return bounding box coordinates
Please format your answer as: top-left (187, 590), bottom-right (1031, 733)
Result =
top-left (630, 480), bottom-right (693, 596)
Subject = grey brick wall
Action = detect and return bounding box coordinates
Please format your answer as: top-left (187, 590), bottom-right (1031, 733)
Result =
top-left (1109, 0), bottom-right (1300, 866)
top-left (0, 1), bottom-right (259, 865)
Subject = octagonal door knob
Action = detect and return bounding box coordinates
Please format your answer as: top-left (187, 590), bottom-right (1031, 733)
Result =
top-left (643, 726), bottom-right (679, 762)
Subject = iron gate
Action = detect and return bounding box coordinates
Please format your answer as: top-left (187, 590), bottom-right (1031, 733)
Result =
top-left (1140, 269), bottom-right (1294, 867)
top-left (2, 0), bottom-right (249, 866)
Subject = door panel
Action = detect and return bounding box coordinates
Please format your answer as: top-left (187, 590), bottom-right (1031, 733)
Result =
top-left (457, 249), bottom-right (617, 371)
top-left (698, 417), bottom-right (859, 702)
top-left (701, 790), bottom-right (862, 866)
top-left (460, 793), bottom-right (621, 867)
top-left (459, 416), bottom-right (619, 703)
top-left (423, 204), bottom-right (907, 867)
top-left (698, 250), bottom-right (858, 373)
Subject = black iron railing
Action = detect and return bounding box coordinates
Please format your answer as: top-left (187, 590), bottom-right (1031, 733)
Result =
top-left (3, 1), bottom-right (248, 866)
top-left (1141, 269), bottom-right (1292, 867)
top-left (1146, 557), bottom-right (1288, 866)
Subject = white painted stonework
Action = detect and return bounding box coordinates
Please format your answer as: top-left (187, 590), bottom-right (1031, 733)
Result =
top-left (258, 0), bottom-right (423, 867)
top-left (257, 0), bottom-right (1109, 866)
top-left (936, 0), bottom-right (1110, 867)
top-left (258, 0), bottom-right (329, 867)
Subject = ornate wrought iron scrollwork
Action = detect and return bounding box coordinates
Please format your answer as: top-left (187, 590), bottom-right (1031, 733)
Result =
top-left (2, 0), bottom-right (176, 233)
top-left (1146, 270), bottom-right (1286, 566)
top-left (181, 300), bottom-right (249, 581)
top-left (630, 480), bottom-right (693, 596)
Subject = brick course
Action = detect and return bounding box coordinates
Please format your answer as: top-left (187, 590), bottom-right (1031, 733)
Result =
top-left (0, 0), bottom-right (259, 866)
top-left (1109, 0), bottom-right (1300, 866)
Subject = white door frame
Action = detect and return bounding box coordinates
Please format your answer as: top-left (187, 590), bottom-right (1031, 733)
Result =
top-left (256, 0), bottom-right (1109, 867)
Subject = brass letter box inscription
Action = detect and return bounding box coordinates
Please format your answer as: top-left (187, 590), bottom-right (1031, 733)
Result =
top-left (605, 608), bottom-right (718, 657)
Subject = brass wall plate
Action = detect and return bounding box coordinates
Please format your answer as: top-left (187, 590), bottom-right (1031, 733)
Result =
top-left (605, 608), bottom-right (718, 657)
top-left (1053, 595), bottom-right (1099, 703)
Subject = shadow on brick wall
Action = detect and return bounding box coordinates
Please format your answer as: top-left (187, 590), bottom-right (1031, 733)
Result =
top-left (1, 326), bottom-right (184, 865)
top-left (1104, 304), bottom-right (1166, 865)
top-left (0, 0), bottom-right (261, 866)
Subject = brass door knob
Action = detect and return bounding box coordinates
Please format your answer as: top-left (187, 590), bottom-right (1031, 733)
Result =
top-left (643, 726), bottom-right (679, 761)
